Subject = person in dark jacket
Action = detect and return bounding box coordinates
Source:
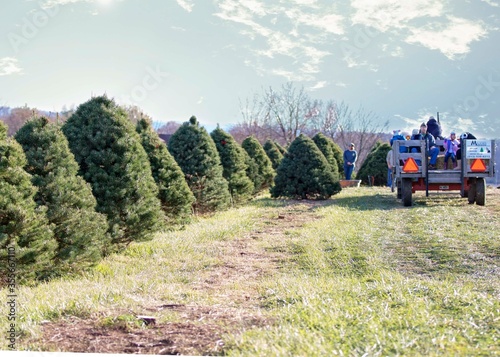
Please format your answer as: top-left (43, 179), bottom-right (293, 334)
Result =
top-left (420, 122), bottom-right (440, 169)
top-left (343, 143), bottom-right (357, 180)
top-left (426, 116), bottom-right (444, 140)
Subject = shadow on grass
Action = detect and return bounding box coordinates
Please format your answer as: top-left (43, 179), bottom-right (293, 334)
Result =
top-left (247, 188), bottom-right (478, 212)
top-left (248, 190), bottom-right (400, 212)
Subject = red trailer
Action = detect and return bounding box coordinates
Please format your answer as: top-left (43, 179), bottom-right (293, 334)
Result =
top-left (391, 139), bottom-right (496, 206)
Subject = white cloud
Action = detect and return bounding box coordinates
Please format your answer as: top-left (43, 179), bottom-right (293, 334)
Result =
top-left (40, 0), bottom-right (123, 9)
top-left (284, 8), bottom-right (344, 35)
top-left (481, 0), bottom-right (500, 7)
top-left (176, 0), bottom-right (194, 12)
top-left (406, 17), bottom-right (487, 59)
top-left (351, 0), bottom-right (444, 32)
top-left (215, 1), bottom-right (340, 83)
top-left (0, 58), bottom-right (23, 76)
top-left (197, 96), bottom-right (204, 104)
top-left (309, 81), bottom-right (327, 90)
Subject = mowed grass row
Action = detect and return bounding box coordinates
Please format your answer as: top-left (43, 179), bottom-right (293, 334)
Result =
top-left (1, 188), bottom-right (499, 355)
top-left (227, 188), bottom-right (500, 356)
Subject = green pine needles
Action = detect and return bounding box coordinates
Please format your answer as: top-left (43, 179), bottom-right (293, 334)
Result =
top-left (271, 134), bottom-right (341, 200)
top-left (62, 96), bottom-right (163, 250)
top-left (136, 118), bottom-right (195, 223)
top-left (263, 139), bottom-right (284, 170)
top-left (312, 133), bottom-right (341, 182)
top-left (168, 116), bottom-right (231, 214)
top-left (241, 136), bottom-right (275, 194)
top-left (356, 141), bottom-right (391, 186)
top-left (15, 117), bottom-right (108, 273)
top-left (211, 127), bottom-right (254, 205)
top-left (0, 121), bottom-right (57, 284)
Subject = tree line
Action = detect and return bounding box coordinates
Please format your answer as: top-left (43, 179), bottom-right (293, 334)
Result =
top-left (1, 95), bottom-right (353, 286)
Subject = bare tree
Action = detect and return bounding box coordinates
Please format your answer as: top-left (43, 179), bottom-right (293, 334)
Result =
top-left (262, 82), bottom-right (320, 145)
top-left (333, 103), bottom-right (389, 166)
top-left (233, 94), bottom-right (270, 143)
top-left (1, 106), bottom-right (40, 136)
top-left (233, 82), bottom-right (389, 167)
top-left (157, 121), bottom-right (181, 134)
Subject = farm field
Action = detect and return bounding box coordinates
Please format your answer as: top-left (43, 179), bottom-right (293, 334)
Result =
top-left (2, 186), bottom-right (499, 356)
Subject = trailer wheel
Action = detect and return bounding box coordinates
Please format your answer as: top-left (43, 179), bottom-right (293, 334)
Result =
top-left (476, 178), bottom-right (485, 206)
top-left (468, 178), bottom-right (476, 204)
top-left (396, 179), bottom-right (402, 199)
top-left (402, 178), bottom-right (412, 207)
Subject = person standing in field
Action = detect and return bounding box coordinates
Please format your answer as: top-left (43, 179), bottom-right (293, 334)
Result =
top-left (386, 147), bottom-right (394, 187)
top-left (343, 143), bottom-right (357, 180)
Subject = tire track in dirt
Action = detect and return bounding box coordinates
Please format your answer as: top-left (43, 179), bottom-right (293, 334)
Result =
top-left (27, 201), bottom-right (325, 356)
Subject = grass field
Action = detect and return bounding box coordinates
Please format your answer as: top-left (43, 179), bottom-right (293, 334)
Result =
top-left (2, 186), bottom-right (499, 356)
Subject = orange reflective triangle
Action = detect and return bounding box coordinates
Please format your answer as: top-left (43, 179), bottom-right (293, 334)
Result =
top-left (402, 158), bottom-right (419, 173)
top-left (470, 159), bottom-right (486, 172)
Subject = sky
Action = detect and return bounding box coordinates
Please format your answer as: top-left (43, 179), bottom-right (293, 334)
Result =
top-left (1, 0), bottom-right (499, 138)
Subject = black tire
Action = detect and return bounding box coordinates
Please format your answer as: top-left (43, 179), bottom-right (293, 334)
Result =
top-left (396, 179), bottom-right (402, 199)
top-left (402, 178), bottom-right (412, 207)
top-left (468, 178), bottom-right (476, 204)
top-left (476, 178), bottom-right (486, 206)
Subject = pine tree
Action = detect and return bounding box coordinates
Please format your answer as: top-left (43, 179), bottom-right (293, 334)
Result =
top-left (356, 141), bottom-right (391, 186)
top-left (263, 139), bottom-right (284, 170)
top-left (0, 122), bottom-right (57, 284)
top-left (241, 136), bottom-right (274, 194)
top-left (61, 96), bottom-right (163, 250)
top-left (136, 118), bottom-right (195, 222)
top-left (330, 140), bottom-right (344, 178)
top-left (210, 126), bottom-right (254, 204)
top-left (15, 117), bottom-right (108, 273)
top-left (271, 134), bottom-right (341, 200)
top-left (274, 141), bottom-right (287, 156)
top-left (312, 133), bottom-right (340, 181)
top-left (168, 116), bottom-right (231, 213)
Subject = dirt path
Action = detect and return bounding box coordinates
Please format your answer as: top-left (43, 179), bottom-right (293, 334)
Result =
top-left (29, 201), bottom-right (324, 356)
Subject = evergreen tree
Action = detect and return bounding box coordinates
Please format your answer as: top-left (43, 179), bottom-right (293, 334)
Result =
top-left (356, 141), bottom-right (391, 186)
top-left (61, 96), bottom-right (163, 250)
top-left (274, 141), bottom-right (287, 156)
top-left (0, 122), bottom-right (57, 284)
top-left (136, 118), bottom-right (195, 222)
top-left (263, 139), bottom-right (284, 170)
top-left (241, 136), bottom-right (274, 194)
top-left (242, 148), bottom-right (259, 195)
top-left (168, 116), bottom-right (231, 213)
top-left (15, 117), bottom-right (108, 273)
top-left (271, 134), bottom-right (341, 200)
top-left (330, 140), bottom-right (344, 178)
top-left (210, 126), bottom-right (254, 204)
top-left (312, 133), bottom-right (340, 181)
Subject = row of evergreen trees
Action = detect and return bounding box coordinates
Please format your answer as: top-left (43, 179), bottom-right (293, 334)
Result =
top-left (1, 95), bottom-right (347, 285)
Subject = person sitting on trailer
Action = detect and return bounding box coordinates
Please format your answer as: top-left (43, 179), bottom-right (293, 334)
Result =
top-left (426, 116), bottom-right (444, 140)
top-left (410, 128), bottom-right (422, 165)
top-left (420, 122), bottom-right (440, 170)
top-left (443, 131), bottom-right (459, 169)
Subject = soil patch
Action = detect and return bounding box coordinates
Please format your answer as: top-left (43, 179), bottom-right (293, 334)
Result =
top-left (28, 200), bottom-right (325, 356)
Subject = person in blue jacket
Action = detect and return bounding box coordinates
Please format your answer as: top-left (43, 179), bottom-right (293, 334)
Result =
top-left (420, 122), bottom-right (439, 169)
top-left (343, 143), bottom-right (357, 180)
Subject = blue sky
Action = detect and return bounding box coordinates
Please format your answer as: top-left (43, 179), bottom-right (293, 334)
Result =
top-left (1, 0), bottom-right (499, 138)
